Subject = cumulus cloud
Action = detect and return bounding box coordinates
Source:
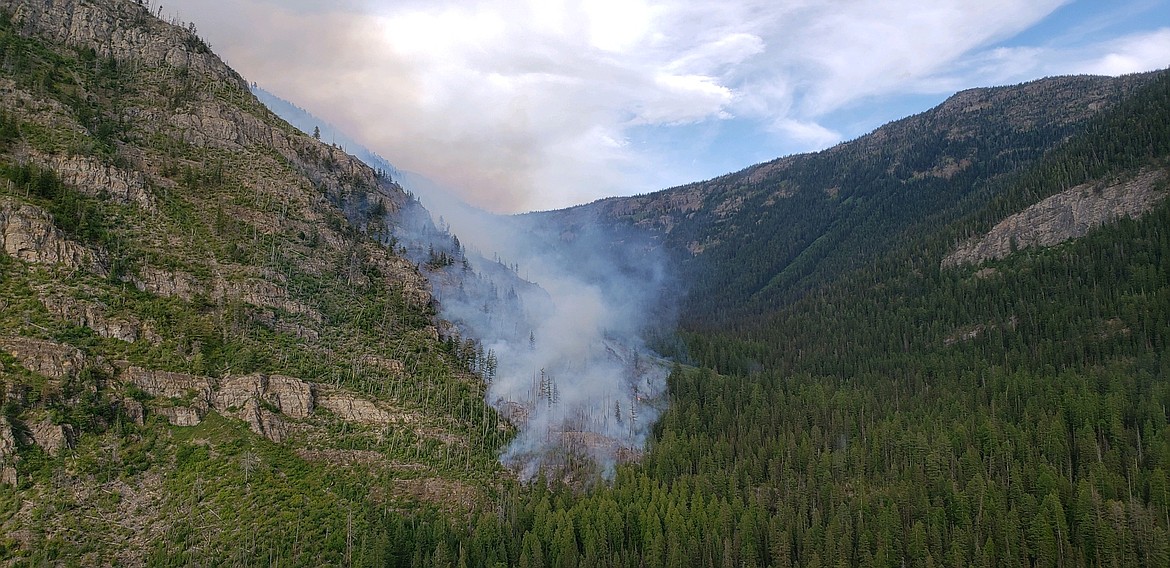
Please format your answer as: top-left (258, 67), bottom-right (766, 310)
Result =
top-left (167, 0), bottom-right (1166, 212)
top-left (1073, 29), bottom-right (1170, 75)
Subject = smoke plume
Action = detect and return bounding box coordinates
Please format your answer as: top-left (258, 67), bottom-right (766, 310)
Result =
top-left (391, 179), bottom-right (674, 479)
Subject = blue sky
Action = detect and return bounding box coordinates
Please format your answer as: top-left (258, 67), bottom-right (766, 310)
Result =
top-left (169, 0), bottom-right (1170, 213)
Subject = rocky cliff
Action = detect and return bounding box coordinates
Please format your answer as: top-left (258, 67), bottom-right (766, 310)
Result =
top-left (0, 0), bottom-right (506, 562)
top-left (0, 197), bottom-right (106, 272)
top-left (943, 169), bottom-right (1169, 267)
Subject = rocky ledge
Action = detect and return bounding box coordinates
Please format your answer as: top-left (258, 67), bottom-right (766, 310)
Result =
top-left (0, 197), bottom-right (106, 273)
top-left (943, 169), bottom-right (1168, 267)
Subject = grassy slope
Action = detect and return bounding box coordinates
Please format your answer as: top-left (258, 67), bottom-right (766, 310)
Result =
top-left (0, 2), bottom-right (508, 564)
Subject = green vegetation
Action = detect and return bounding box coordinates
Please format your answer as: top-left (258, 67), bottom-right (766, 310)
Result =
top-left (2, 0), bottom-right (1169, 565)
top-left (392, 70), bottom-right (1170, 567)
top-left (0, 2), bottom-right (511, 564)
top-left (627, 72), bottom-right (1163, 329)
top-left (567, 72), bottom-right (1170, 567)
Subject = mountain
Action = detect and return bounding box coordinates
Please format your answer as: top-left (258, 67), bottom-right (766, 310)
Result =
top-left (2, 0), bottom-right (1169, 565)
top-left (500, 69), bottom-right (1170, 567)
top-left (251, 86), bottom-right (405, 181)
top-left (528, 71), bottom-right (1165, 329)
top-left (0, 0), bottom-right (511, 563)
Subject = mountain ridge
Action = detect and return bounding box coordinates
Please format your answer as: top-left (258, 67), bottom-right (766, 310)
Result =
top-left (0, 0), bottom-right (511, 562)
top-left (1, 0), bottom-right (1168, 564)
top-left (524, 70), bottom-right (1166, 327)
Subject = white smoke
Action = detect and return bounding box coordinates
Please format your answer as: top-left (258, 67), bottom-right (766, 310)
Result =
top-left (250, 86), bottom-right (672, 477)
top-left (391, 180), bottom-right (673, 479)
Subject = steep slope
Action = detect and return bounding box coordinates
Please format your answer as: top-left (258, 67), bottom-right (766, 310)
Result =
top-left (529, 71), bottom-right (1163, 328)
top-left (328, 68), bottom-right (1170, 566)
top-left (466, 72), bottom-right (1170, 568)
top-left (646, 68), bottom-right (1170, 374)
top-left (0, 0), bottom-right (507, 564)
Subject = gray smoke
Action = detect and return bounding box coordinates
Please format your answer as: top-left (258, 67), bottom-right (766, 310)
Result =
top-left (252, 88), bottom-right (671, 477)
top-left (391, 180), bottom-right (673, 479)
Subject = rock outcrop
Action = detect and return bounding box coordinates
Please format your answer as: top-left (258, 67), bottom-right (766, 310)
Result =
top-left (38, 291), bottom-right (159, 344)
top-left (127, 264), bottom-right (324, 322)
top-left (236, 399), bottom-right (289, 443)
top-left (119, 365), bottom-right (215, 428)
top-left (119, 397), bottom-right (145, 426)
top-left (127, 266), bottom-right (202, 301)
top-left (261, 375), bottom-right (315, 418)
top-left (121, 366), bottom-right (215, 403)
top-left (153, 405), bottom-right (203, 428)
top-left (119, 366), bottom-right (320, 441)
top-left (214, 373), bottom-right (314, 420)
top-left (0, 198), bottom-right (105, 273)
top-left (943, 169), bottom-right (1168, 267)
top-left (0, 416), bottom-right (18, 485)
top-left (0, 336), bottom-right (88, 379)
top-left (29, 419), bottom-right (76, 453)
top-left (47, 154), bottom-right (153, 210)
top-left (4, 0), bottom-right (247, 90)
top-left (317, 388), bottom-right (415, 426)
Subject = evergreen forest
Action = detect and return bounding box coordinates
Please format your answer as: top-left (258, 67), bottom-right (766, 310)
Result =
top-left (0, 1), bottom-right (1167, 566)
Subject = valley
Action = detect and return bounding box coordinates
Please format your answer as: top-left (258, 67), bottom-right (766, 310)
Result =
top-left (0, 0), bottom-right (1168, 566)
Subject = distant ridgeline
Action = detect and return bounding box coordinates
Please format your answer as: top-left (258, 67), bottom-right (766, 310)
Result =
top-left (505, 68), bottom-right (1170, 567)
top-left (0, 0), bottom-right (1168, 564)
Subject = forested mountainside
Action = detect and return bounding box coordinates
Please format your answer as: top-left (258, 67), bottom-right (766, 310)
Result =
top-left (0, 0), bottom-right (510, 564)
top-left (531, 71), bottom-right (1164, 329)
top-left (491, 70), bottom-right (1170, 568)
top-left (2, 0), bottom-right (1169, 566)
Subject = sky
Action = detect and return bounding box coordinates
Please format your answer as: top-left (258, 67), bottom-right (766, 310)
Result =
top-left (163, 0), bottom-right (1170, 213)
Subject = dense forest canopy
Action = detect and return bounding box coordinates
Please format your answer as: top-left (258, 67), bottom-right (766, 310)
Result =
top-left (0, 0), bottom-right (1167, 564)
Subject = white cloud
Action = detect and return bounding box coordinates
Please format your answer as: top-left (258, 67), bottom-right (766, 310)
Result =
top-left (772, 118), bottom-right (842, 149)
top-left (1073, 28), bottom-right (1170, 75)
top-left (167, 0), bottom-right (1166, 212)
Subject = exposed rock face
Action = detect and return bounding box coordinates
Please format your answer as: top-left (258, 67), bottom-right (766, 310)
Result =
top-left (0, 198), bottom-right (105, 273)
top-left (317, 389), bottom-right (411, 425)
top-left (39, 291), bottom-right (159, 344)
top-left (0, 336), bottom-right (87, 379)
top-left (127, 266), bottom-right (202, 301)
top-left (3, 0), bottom-right (247, 90)
top-left (29, 420), bottom-right (76, 453)
top-left (213, 373), bottom-right (314, 418)
top-left (238, 399), bottom-right (288, 443)
top-left (211, 272), bottom-right (322, 322)
top-left (118, 365), bottom-right (412, 438)
top-left (375, 252), bottom-right (434, 308)
top-left (47, 154), bottom-right (153, 210)
top-left (119, 397), bottom-right (145, 426)
top-left (0, 417), bottom-right (16, 457)
top-left (263, 375), bottom-right (315, 418)
top-left (128, 265), bottom-right (324, 322)
top-left (153, 405), bottom-right (203, 427)
top-left (211, 374), bottom-right (262, 412)
top-left (121, 366), bottom-right (215, 403)
top-left (119, 367), bottom-right (318, 439)
top-left (165, 100), bottom-right (291, 151)
top-left (0, 416), bottom-right (17, 485)
top-left (119, 366), bottom-right (215, 427)
top-left (943, 170), bottom-right (1168, 267)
